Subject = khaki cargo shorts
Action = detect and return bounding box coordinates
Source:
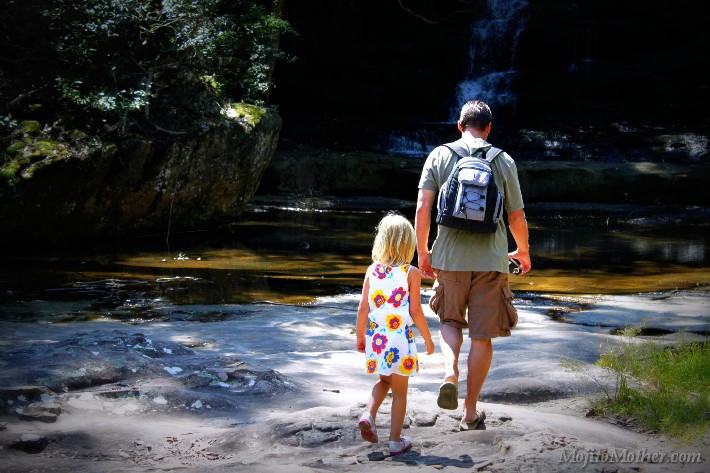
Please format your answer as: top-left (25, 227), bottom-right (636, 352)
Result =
top-left (429, 270), bottom-right (518, 338)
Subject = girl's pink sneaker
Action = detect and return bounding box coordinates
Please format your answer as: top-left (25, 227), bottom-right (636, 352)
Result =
top-left (388, 436), bottom-right (412, 456)
top-left (358, 413), bottom-right (378, 443)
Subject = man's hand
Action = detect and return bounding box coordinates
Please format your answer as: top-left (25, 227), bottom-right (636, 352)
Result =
top-left (418, 253), bottom-right (436, 279)
top-left (507, 209), bottom-right (531, 274)
top-left (508, 249), bottom-right (531, 274)
top-left (415, 189), bottom-right (436, 279)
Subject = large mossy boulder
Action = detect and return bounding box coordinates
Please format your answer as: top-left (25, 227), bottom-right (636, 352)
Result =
top-left (0, 105), bottom-right (281, 243)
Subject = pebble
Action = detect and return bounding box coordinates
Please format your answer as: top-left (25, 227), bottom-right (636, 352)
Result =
top-left (153, 396), bottom-right (168, 405)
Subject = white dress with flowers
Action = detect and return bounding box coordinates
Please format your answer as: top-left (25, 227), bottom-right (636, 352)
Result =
top-left (364, 263), bottom-right (419, 377)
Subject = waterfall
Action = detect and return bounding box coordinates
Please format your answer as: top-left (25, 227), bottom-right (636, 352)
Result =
top-left (386, 0), bottom-right (529, 158)
top-left (450, 0), bottom-right (529, 120)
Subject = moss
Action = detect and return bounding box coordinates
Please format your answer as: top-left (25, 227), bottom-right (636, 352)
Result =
top-left (1, 133), bottom-right (71, 188)
top-left (31, 141), bottom-right (59, 153)
top-left (222, 102), bottom-right (266, 131)
top-left (101, 143), bottom-right (118, 158)
top-left (1, 160), bottom-right (22, 188)
top-left (19, 120), bottom-right (41, 134)
top-left (70, 129), bottom-right (89, 140)
top-left (21, 155), bottom-right (67, 179)
top-left (5, 141), bottom-right (27, 158)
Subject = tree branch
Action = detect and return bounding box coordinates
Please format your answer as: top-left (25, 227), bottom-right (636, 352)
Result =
top-left (397, 0), bottom-right (477, 25)
top-left (397, 0), bottom-right (478, 25)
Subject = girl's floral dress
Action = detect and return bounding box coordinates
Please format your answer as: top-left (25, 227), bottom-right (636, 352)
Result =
top-left (364, 263), bottom-right (419, 376)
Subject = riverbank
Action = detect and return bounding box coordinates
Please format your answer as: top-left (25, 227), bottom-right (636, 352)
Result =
top-left (256, 145), bottom-right (710, 207)
top-left (1, 289), bottom-right (707, 472)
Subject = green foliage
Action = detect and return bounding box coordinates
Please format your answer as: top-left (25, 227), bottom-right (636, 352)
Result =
top-left (596, 329), bottom-right (710, 441)
top-left (0, 0), bottom-right (292, 136)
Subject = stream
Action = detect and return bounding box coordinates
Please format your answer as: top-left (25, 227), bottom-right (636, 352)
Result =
top-left (0, 198), bottom-right (707, 324)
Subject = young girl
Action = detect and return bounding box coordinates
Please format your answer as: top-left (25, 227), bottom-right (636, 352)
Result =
top-left (355, 212), bottom-right (435, 456)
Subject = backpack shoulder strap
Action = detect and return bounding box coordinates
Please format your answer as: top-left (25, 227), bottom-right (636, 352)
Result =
top-left (442, 139), bottom-right (470, 160)
top-left (485, 147), bottom-right (504, 163)
top-left (445, 140), bottom-right (502, 162)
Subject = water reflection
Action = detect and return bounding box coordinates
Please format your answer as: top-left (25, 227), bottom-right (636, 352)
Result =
top-left (0, 205), bottom-right (707, 310)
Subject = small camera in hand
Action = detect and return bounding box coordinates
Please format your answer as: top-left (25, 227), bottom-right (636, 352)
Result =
top-left (509, 258), bottom-right (522, 274)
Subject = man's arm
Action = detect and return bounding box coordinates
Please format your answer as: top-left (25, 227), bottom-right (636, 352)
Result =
top-left (415, 188), bottom-right (436, 278)
top-left (507, 208), bottom-right (531, 273)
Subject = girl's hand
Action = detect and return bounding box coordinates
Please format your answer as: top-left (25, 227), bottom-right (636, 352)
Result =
top-left (425, 338), bottom-right (435, 355)
top-left (356, 336), bottom-right (366, 353)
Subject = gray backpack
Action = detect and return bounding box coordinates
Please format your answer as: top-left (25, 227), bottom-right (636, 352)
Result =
top-left (436, 140), bottom-right (504, 233)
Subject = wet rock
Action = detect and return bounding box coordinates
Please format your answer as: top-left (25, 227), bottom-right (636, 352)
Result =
top-left (272, 418), bottom-right (349, 448)
top-left (94, 387), bottom-right (141, 399)
top-left (123, 333), bottom-right (194, 358)
top-left (0, 330), bottom-right (191, 392)
top-left (215, 368), bottom-right (295, 395)
top-left (0, 330), bottom-right (296, 419)
top-left (29, 401), bottom-right (60, 414)
top-left (273, 421), bottom-right (313, 439)
top-left (16, 402), bottom-right (61, 423)
top-left (0, 386), bottom-right (55, 403)
top-left (364, 451), bottom-right (388, 462)
top-left (0, 386), bottom-right (56, 415)
top-left (411, 410), bottom-right (438, 427)
top-left (481, 378), bottom-right (572, 404)
top-left (16, 408), bottom-right (57, 423)
top-left (298, 429), bottom-right (341, 447)
top-left (311, 421), bottom-right (342, 433)
top-left (152, 395), bottom-right (168, 405)
top-left (9, 433), bottom-right (49, 454)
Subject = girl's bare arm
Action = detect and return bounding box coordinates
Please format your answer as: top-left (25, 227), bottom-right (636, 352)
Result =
top-left (355, 276), bottom-right (370, 353)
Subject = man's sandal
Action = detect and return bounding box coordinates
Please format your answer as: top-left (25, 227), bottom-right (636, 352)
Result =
top-left (459, 410), bottom-right (486, 431)
top-left (437, 381), bottom-right (458, 410)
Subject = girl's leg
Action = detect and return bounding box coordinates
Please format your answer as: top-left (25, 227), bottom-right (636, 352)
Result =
top-left (388, 374), bottom-right (409, 441)
top-left (366, 375), bottom-right (392, 419)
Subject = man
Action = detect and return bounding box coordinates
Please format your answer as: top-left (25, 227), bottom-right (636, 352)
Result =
top-left (415, 99), bottom-right (531, 431)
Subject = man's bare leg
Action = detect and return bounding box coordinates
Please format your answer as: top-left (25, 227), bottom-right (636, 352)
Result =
top-left (437, 323), bottom-right (463, 409)
top-left (463, 338), bottom-right (492, 421)
top-left (439, 323), bottom-right (463, 384)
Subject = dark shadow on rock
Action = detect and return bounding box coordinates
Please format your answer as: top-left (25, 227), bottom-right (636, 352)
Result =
top-left (391, 450), bottom-right (478, 468)
top-left (9, 434), bottom-right (49, 454)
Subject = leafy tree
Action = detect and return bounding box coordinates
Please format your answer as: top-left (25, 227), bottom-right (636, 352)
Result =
top-left (0, 0), bottom-right (292, 137)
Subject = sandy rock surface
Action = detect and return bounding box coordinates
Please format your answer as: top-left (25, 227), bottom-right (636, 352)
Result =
top-left (0, 291), bottom-right (708, 472)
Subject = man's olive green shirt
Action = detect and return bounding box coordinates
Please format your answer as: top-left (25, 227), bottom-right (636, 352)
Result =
top-left (418, 136), bottom-right (524, 273)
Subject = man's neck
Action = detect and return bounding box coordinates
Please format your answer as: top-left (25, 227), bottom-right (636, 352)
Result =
top-left (462, 129), bottom-right (488, 142)
top-left (462, 128), bottom-right (488, 141)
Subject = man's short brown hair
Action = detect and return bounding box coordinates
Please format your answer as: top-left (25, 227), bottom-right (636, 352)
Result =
top-left (458, 100), bottom-right (492, 132)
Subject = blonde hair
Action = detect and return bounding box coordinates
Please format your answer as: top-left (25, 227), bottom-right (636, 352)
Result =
top-left (371, 213), bottom-right (415, 266)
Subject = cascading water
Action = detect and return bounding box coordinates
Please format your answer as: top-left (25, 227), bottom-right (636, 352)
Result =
top-left (451, 0), bottom-right (529, 119)
top-left (387, 0), bottom-right (529, 157)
